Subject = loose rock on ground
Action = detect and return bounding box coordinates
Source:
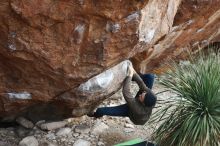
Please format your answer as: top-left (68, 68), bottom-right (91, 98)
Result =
top-left (0, 83), bottom-right (173, 145)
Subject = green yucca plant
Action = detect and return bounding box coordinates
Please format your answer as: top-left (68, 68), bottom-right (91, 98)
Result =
top-left (150, 51), bottom-right (220, 146)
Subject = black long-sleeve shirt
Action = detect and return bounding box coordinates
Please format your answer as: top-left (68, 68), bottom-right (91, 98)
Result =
top-left (122, 73), bottom-right (153, 125)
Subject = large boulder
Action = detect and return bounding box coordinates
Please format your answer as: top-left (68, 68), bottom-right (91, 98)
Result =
top-left (0, 0), bottom-right (219, 122)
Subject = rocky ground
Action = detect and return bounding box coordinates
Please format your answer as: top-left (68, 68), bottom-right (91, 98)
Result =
top-left (0, 80), bottom-right (173, 146)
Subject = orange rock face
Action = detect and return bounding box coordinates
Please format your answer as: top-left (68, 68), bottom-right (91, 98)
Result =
top-left (0, 0), bottom-right (219, 121)
top-left (132, 0), bottom-right (220, 74)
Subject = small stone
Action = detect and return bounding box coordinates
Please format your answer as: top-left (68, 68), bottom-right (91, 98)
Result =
top-left (73, 139), bottom-right (91, 146)
top-left (35, 120), bottom-right (46, 127)
top-left (97, 141), bottom-right (104, 146)
top-left (15, 126), bottom-right (32, 138)
top-left (16, 117), bottom-right (34, 129)
top-left (19, 136), bottom-right (38, 146)
top-left (74, 124), bottom-right (90, 134)
top-left (40, 121), bottom-right (67, 131)
top-left (67, 133), bottom-right (74, 139)
top-left (92, 120), bottom-right (109, 135)
top-left (78, 134), bottom-right (84, 139)
top-left (9, 130), bottom-right (15, 135)
top-left (56, 127), bottom-right (71, 136)
top-left (31, 128), bottom-right (44, 136)
top-left (125, 117), bottom-right (131, 123)
top-left (67, 116), bottom-right (87, 125)
top-left (73, 133), bottom-right (80, 137)
top-left (125, 123), bottom-right (134, 129)
top-left (70, 139), bottom-right (75, 143)
top-left (46, 133), bottom-right (56, 140)
top-left (52, 140), bottom-right (56, 143)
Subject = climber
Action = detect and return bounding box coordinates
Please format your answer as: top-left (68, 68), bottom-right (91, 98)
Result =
top-left (88, 64), bottom-right (157, 125)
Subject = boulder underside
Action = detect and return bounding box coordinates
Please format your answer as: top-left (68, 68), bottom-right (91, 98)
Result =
top-left (0, 0), bottom-right (220, 122)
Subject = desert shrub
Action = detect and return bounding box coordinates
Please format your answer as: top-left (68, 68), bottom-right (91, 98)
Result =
top-left (150, 51), bottom-right (220, 146)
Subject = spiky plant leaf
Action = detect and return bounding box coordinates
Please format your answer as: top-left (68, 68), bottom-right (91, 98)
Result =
top-left (150, 51), bottom-right (220, 146)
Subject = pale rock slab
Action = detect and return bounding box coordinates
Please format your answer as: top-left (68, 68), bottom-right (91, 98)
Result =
top-left (19, 136), bottom-right (38, 146)
top-left (73, 139), bottom-right (91, 146)
top-left (56, 127), bottom-right (72, 136)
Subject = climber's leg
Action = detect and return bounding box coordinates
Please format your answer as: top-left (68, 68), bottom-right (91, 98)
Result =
top-left (91, 104), bottom-right (129, 118)
top-left (139, 74), bottom-right (155, 89)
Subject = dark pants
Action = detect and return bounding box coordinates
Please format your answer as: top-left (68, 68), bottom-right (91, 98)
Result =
top-left (94, 74), bottom-right (155, 118)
